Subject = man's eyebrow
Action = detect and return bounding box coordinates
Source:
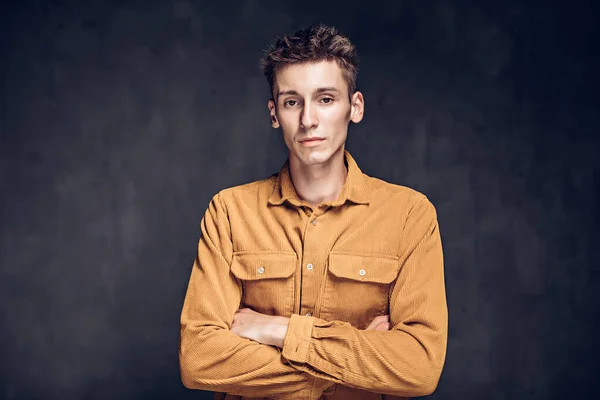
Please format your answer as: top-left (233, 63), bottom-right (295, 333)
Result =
top-left (277, 87), bottom-right (340, 97)
top-left (315, 87), bottom-right (339, 93)
top-left (277, 89), bottom-right (299, 97)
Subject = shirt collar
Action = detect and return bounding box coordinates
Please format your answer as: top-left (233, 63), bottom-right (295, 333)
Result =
top-left (268, 149), bottom-right (370, 208)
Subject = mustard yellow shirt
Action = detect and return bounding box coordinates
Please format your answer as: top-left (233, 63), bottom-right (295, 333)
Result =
top-left (179, 150), bottom-right (447, 400)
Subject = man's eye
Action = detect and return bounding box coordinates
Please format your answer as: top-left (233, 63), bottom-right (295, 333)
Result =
top-left (284, 100), bottom-right (297, 107)
top-left (321, 97), bottom-right (334, 104)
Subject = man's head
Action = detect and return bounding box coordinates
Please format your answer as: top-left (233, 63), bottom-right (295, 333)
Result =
top-left (260, 24), bottom-right (364, 167)
top-left (260, 24), bottom-right (359, 101)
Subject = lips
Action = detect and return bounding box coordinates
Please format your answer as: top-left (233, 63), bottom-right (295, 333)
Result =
top-left (299, 138), bottom-right (325, 143)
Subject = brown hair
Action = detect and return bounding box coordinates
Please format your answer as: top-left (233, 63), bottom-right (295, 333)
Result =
top-left (260, 24), bottom-right (359, 100)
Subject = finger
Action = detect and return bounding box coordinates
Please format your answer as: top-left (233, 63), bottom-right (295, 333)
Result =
top-left (366, 315), bottom-right (388, 330)
top-left (232, 312), bottom-right (244, 323)
top-left (366, 319), bottom-right (379, 330)
top-left (370, 315), bottom-right (389, 326)
top-left (375, 321), bottom-right (390, 331)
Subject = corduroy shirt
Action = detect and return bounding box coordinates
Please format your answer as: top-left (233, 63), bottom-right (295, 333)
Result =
top-left (179, 150), bottom-right (448, 400)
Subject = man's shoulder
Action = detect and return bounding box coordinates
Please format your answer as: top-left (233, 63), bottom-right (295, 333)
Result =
top-left (365, 174), bottom-right (429, 205)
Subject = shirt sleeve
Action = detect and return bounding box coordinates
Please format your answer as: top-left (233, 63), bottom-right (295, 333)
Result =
top-left (281, 196), bottom-right (448, 398)
top-left (179, 192), bottom-right (333, 400)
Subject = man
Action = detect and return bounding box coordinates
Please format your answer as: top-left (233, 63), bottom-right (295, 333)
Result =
top-left (179, 24), bottom-right (447, 400)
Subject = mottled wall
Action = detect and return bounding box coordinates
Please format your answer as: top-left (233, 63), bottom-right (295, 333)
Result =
top-left (1, 1), bottom-right (599, 399)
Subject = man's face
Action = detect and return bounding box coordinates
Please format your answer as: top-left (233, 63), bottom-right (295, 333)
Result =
top-left (268, 60), bottom-right (364, 167)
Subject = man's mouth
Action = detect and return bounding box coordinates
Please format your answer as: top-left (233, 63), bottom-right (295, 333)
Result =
top-left (300, 137), bottom-right (325, 143)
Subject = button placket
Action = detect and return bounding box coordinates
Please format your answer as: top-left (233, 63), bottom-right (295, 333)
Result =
top-left (299, 207), bottom-right (326, 322)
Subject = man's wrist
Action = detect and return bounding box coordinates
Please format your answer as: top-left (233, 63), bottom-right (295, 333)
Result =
top-left (263, 316), bottom-right (290, 348)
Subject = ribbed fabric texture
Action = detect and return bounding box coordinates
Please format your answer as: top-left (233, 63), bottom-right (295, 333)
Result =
top-left (179, 150), bottom-right (448, 400)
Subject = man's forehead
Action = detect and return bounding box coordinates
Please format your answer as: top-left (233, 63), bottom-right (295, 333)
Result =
top-left (274, 60), bottom-right (346, 95)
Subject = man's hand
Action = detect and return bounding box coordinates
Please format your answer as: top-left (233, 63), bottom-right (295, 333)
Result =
top-left (365, 314), bottom-right (390, 331)
top-left (231, 308), bottom-right (290, 348)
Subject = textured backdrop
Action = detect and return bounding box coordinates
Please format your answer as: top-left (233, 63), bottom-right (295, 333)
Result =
top-left (1, 1), bottom-right (599, 399)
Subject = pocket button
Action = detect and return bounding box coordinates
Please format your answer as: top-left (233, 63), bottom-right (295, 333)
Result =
top-left (359, 269), bottom-right (366, 276)
top-left (257, 267), bottom-right (265, 274)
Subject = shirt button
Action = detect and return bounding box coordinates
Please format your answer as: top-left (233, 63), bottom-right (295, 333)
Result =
top-left (257, 267), bottom-right (265, 274)
top-left (306, 263), bottom-right (313, 271)
top-left (311, 219), bottom-right (317, 226)
top-left (359, 269), bottom-right (366, 276)
top-left (305, 312), bottom-right (312, 317)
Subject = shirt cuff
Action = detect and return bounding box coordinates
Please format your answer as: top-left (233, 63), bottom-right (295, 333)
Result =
top-left (281, 314), bottom-right (315, 364)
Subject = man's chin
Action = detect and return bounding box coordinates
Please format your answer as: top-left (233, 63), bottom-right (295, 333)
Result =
top-left (296, 150), bottom-right (331, 166)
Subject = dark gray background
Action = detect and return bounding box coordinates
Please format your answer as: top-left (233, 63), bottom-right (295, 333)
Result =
top-left (1, 0), bottom-right (599, 399)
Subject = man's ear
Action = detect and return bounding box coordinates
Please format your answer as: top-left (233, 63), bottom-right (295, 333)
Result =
top-left (350, 91), bottom-right (365, 124)
top-left (268, 99), bottom-right (280, 128)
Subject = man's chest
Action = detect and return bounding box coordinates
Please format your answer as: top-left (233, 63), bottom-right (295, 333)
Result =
top-left (228, 203), bottom-right (405, 328)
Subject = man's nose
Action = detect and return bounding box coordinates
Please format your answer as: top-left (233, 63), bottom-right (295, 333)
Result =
top-left (300, 104), bottom-right (318, 130)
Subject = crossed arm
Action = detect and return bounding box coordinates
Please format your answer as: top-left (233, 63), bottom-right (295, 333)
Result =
top-left (230, 308), bottom-right (390, 349)
top-left (179, 193), bottom-right (447, 399)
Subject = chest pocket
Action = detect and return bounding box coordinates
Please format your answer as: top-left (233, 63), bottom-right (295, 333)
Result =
top-left (230, 251), bottom-right (297, 317)
top-left (318, 252), bottom-right (400, 329)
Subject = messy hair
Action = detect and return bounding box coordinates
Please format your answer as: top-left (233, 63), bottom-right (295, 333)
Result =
top-left (259, 24), bottom-right (359, 100)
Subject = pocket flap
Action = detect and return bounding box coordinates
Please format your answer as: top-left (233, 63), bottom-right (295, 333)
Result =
top-left (328, 253), bottom-right (400, 284)
top-left (231, 252), bottom-right (297, 280)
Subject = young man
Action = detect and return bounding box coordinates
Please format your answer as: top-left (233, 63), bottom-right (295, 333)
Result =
top-left (179, 24), bottom-right (447, 400)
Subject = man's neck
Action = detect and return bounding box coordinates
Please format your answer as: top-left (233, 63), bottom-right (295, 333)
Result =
top-left (288, 148), bottom-right (348, 208)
